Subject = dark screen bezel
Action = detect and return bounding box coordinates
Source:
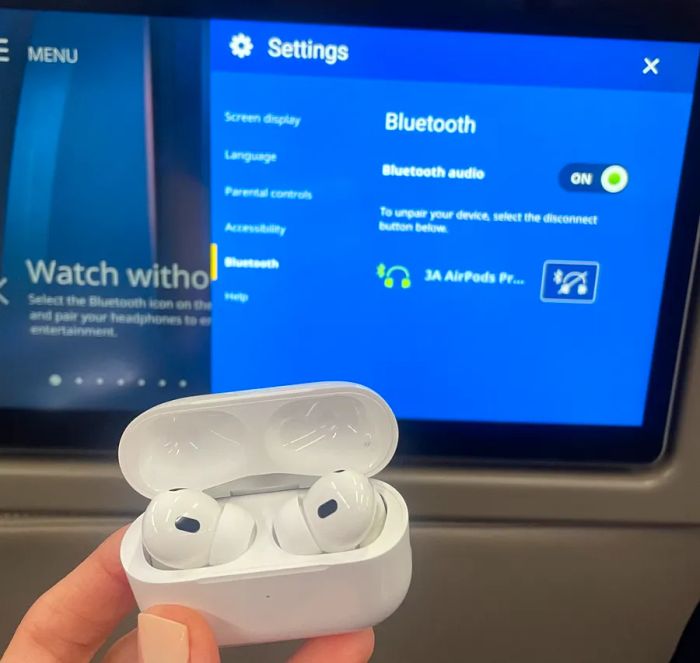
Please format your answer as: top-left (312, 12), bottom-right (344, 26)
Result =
top-left (0, 0), bottom-right (699, 43)
top-left (0, 0), bottom-right (698, 466)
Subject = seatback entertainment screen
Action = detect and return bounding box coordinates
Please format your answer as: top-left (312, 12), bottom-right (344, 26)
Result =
top-left (0, 7), bottom-right (698, 461)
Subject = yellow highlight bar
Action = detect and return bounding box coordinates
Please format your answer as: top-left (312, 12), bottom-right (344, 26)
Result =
top-left (210, 243), bottom-right (218, 282)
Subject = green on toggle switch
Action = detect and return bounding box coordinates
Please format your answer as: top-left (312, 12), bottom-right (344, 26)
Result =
top-left (601, 164), bottom-right (629, 193)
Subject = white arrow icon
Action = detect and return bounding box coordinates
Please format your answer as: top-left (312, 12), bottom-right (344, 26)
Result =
top-left (0, 277), bottom-right (8, 305)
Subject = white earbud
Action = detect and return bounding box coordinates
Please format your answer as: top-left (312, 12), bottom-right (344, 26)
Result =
top-left (142, 488), bottom-right (256, 569)
top-left (274, 470), bottom-right (386, 555)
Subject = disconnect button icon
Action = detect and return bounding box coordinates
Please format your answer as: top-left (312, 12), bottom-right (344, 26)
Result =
top-left (601, 165), bottom-right (629, 193)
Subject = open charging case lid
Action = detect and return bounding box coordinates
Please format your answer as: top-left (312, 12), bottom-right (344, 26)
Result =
top-left (118, 382), bottom-right (399, 499)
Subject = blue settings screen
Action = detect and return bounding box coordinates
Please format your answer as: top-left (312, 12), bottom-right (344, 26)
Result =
top-left (0, 8), bottom-right (698, 429)
top-left (209, 21), bottom-right (699, 426)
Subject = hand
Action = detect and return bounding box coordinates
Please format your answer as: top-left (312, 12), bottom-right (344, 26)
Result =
top-left (1, 528), bottom-right (375, 663)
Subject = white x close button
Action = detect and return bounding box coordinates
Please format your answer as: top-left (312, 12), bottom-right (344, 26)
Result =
top-left (643, 57), bottom-right (660, 75)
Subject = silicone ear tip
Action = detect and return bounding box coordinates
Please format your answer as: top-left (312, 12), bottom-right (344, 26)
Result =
top-left (274, 495), bottom-right (322, 555)
top-left (209, 502), bottom-right (256, 566)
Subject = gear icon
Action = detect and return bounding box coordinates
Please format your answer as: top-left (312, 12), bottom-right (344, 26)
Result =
top-left (229, 33), bottom-right (254, 59)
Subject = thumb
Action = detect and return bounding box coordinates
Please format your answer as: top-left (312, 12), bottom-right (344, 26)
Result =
top-left (102, 606), bottom-right (220, 663)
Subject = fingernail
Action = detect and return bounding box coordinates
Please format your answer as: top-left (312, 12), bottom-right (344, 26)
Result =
top-left (138, 613), bottom-right (189, 663)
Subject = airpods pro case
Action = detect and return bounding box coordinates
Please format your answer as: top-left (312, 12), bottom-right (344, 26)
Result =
top-left (119, 382), bottom-right (412, 646)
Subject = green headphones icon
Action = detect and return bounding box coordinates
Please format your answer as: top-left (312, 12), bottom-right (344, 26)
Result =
top-left (378, 264), bottom-right (411, 289)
